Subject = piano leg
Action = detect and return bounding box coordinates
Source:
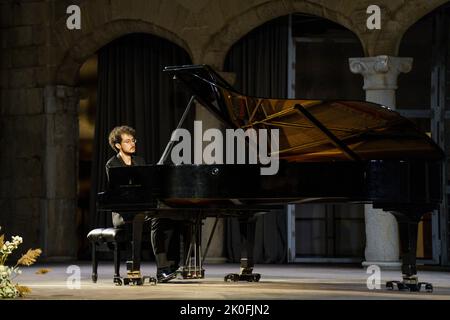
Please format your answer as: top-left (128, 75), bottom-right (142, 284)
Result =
top-left (224, 215), bottom-right (261, 282)
top-left (386, 209), bottom-right (433, 292)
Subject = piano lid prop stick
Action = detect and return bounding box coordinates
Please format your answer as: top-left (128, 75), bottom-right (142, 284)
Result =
top-left (158, 95), bottom-right (197, 165)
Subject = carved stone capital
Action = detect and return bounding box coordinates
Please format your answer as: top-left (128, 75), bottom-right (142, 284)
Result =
top-left (349, 55), bottom-right (413, 91)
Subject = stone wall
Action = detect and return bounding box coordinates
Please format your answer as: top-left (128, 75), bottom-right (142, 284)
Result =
top-left (1, 0), bottom-right (51, 258)
top-left (0, 1), bottom-right (79, 260)
top-left (0, 0), bottom-right (448, 260)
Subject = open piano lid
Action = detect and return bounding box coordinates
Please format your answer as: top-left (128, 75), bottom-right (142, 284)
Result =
top-left (164, 64), bottom-right (444, 162)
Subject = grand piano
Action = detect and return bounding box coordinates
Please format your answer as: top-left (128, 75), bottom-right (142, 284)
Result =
top-left (98, 64), bottom-right (444, 292)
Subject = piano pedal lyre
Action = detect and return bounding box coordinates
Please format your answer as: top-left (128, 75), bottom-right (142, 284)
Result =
top-left (180, 216), bottom-right (206, 280)
top-left (180, 266), bottom-right (205, 279)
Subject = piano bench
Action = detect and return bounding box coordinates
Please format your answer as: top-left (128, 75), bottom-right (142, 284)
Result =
top-left (87, 228), bottom-right (126, 284)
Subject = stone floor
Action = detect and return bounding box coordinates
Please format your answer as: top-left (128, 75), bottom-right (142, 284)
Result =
top-left (10, 262), bottom-right (450, 300)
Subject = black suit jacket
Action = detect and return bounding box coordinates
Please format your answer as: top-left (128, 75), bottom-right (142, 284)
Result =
top-left (105, 154), bottom-right (146, 227)
top-left (105, 154), bottom-right (146, 179)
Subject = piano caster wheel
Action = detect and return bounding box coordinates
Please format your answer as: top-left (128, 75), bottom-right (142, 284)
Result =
top-left (401, 282), bottom-right (415, 291)
top-left (224, 274), bottom-right (240, 282)
top-left (386, 280), bottom-right (433, 293)
top-left (114, 277), bottom-right (123, 286)
top-left (242, 273), bottom-right (261, 282)
top-left (252, 274), bottom-right (261, 282)
top-left (147, 277), bottom-right (157, 286)
top-left (123, 269), bottom-right (145, 285)
top-left (224, 273), bottom-right (261, 282)
top-left (386, 281), bottom-right (395, 290)
top-left (123, 278), bottom-right (144, 285)
top-left (142, 276), bottom-right (157, 286)
top-left (386, 281), bottom-right (409, 291)
top-left (417, 282), bottom-right (433, 293)
top-left (92, 274), bottom-right (98, 283)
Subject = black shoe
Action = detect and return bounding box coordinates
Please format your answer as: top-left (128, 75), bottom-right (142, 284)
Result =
top-left (157, 271), bottom-right (177, 283)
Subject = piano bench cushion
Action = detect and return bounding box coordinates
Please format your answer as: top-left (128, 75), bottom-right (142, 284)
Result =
top-left (87, 228), bottom-right (126, 243)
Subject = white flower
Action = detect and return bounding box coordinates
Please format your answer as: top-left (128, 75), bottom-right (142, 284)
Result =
top-left (0, 230), bottom-right (36, 299)
top-left (12, 236), bottom-right (22, 243)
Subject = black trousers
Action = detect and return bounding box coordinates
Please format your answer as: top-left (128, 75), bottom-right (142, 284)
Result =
top-left (151, 218), bottom-right (181, 273)
top-left (112, 212), bottom-right (184, 274)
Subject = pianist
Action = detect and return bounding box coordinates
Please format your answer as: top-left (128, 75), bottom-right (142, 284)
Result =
top-left (106, 125), bottom-right (146, 227)
top-left (106, 125), bottom-right (180, 283)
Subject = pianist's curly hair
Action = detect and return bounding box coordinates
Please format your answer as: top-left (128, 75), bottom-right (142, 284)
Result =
top-left (108, 125), bottom-right (136, 152)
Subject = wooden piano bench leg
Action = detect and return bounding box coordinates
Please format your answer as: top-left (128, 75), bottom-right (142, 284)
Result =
top-left (87, 228), bottom-right (106, 283)
top-left (88, 227), bottom-right (134, 285)
top-left (91, 242), bottom-right (98, 283)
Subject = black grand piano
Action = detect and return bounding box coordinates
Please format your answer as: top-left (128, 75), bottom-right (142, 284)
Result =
top-left (98, 64), bottom-right (444, 292)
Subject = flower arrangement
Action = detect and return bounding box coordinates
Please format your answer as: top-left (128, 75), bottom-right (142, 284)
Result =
top-left (0, 226), bottom-right (42, 298)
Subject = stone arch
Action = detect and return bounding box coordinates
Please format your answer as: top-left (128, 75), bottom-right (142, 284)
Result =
top-left (393, 0), bottom-right (449, 55)
top-left (51, 0), bottom-right (195, 85)
top-left (202, 1), bottom-right (363, 69)
top-left (53, 19), bottom-right (192, 85)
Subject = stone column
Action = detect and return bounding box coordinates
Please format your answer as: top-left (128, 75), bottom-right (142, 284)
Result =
top-left (349, 55), bottom-right (413, 269)
top-left (40, 85), bottom-right (79, 261)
